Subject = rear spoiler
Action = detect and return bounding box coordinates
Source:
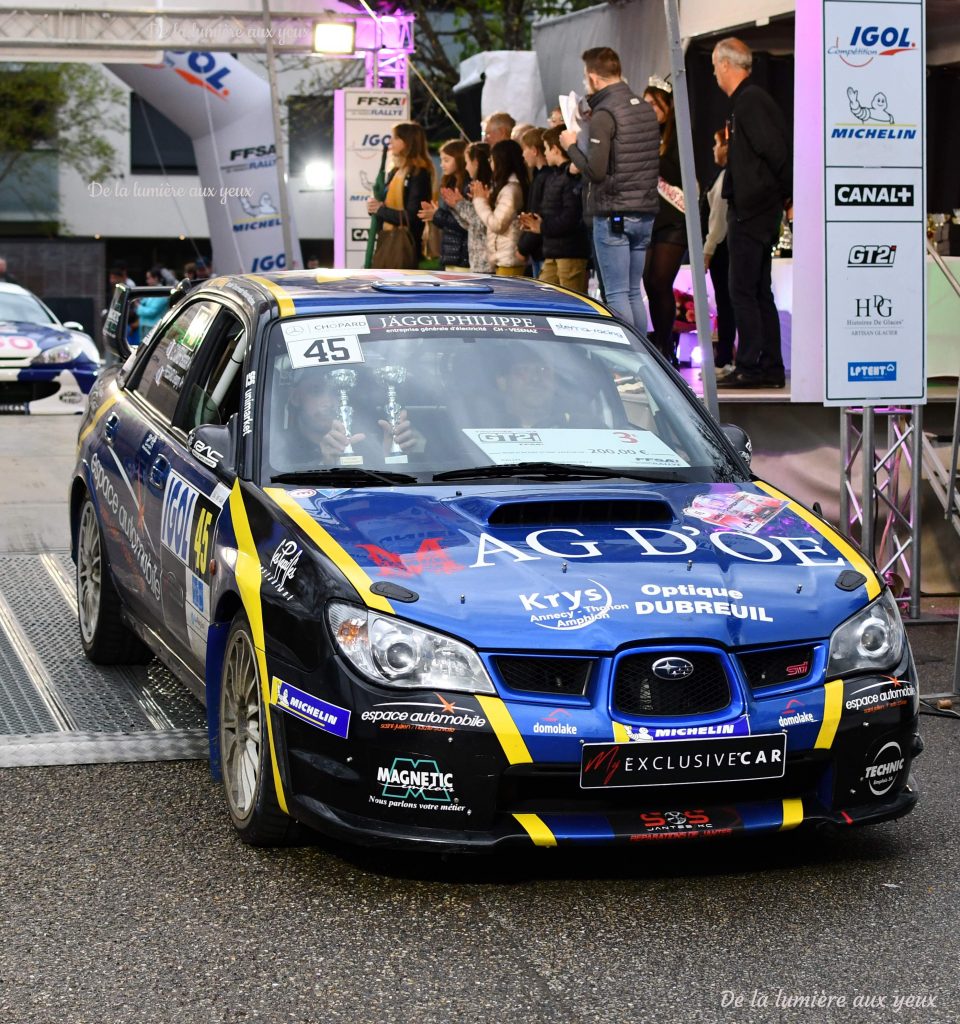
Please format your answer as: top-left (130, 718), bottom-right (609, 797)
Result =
top-left (102, 279), bottom-right (196, 363)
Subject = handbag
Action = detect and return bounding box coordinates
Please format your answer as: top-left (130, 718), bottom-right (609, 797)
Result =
top-left (372, 209), bottom-right (418, 270)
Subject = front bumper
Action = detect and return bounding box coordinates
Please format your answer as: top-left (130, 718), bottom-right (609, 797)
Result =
top-left (264, 650), bottom-right (923, 851)
top-left (0, 367), bottom-right (97, 414)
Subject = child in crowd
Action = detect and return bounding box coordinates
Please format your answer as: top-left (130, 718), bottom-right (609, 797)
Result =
top-left (471, 139), bottom-right (528, 276)
top-left (441, 143), bottom-right (494, 274)
top-left (418, 139), bottom-right (470, 271)
top-left (517, 127), bottom-right (549, 278)
top-left (522, 126), bottom-right (590, 294)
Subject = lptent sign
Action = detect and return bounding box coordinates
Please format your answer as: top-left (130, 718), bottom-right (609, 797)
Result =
top-left (333, 89), bottom-right (410, 269)
top-left (823, 1), bottom-right (926, 406)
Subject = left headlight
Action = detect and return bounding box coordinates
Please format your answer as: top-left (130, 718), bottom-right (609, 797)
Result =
top-left (31, 338), bottom-right (98, 365)
top-left (826, 589), bottom-right (906, 678)
top-left (327, 601), bottom-right (495, 694)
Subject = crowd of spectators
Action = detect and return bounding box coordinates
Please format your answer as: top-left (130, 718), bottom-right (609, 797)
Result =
top-left (370, 38), bottom-right (793, 387)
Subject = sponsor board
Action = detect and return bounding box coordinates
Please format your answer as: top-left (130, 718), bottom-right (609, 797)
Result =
top-left (848, 244), bottom-right (896, 267)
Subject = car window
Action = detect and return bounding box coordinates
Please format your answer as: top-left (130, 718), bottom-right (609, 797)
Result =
top-left (131, 300), bottom-right (219, 422)
top-left (0, 291), bottom-right (57, 324)
top-left (181, 312), bottom-right (248, 429)
top-left (259, 312), bottom-right (744, 484)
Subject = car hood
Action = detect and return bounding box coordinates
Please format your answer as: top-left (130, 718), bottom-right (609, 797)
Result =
top-left (0, 319), bottom-right (96, 362)
top-left (267, 480), bottom-right (877, 651)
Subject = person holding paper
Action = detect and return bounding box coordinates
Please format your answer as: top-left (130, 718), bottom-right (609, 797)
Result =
top-left (560, 47), bottom-right (660, 335)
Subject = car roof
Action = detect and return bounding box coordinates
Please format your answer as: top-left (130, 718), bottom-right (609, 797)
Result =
top-left (0, 283), bottom-right (32, 296)
top-left (207, 269), bottom-right (612, 320)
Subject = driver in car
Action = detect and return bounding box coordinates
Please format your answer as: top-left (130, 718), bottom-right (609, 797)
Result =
top-left (495, 346), bottom-right (587, 429)
top-left (285, 367), bottom-right (422, 466)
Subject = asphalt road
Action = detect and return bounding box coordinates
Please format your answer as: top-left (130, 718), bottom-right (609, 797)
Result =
top-left (0, 417), bottom-right (958, 1024)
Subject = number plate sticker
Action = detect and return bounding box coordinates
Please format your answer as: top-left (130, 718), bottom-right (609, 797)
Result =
top-left (281, 316), bottom-right (369, 369)
top-left (580, 733), bottom-right (787, 789)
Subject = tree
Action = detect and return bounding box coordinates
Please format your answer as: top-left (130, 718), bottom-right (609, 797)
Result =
top-left (404, 0), bottom-right (600, 135)
top-left (0, 63), bottom-right (125, 220)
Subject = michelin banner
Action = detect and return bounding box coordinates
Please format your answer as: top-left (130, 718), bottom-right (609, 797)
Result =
top-left (110, 51), bottom-right (300, 275)
top-left (333, 88), bottom-right (411, 268)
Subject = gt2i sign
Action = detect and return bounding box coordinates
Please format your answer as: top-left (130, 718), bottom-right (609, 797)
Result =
top-left (823, 2), bottom-right (925, 406)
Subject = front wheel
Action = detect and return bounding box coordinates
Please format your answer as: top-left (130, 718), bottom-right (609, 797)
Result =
top-left (76, 494), bottom-right (150, 664)
top-left (220, 612), bottom-right (299, 845)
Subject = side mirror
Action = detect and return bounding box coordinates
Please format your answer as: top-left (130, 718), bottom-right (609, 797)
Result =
top-left (719, 423), bottom-right (752, 468)
top-left (102, 283), bottom-right (132, 364)
top-left (63, 320), bottom-right (86, 332)
top-left (188, 420), bottom-right (237, 483)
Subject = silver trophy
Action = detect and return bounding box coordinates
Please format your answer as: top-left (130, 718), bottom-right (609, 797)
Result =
top-left (375, 365), bottom-right (408, 462)
top-left (329, 367), bottom-right (359, 462)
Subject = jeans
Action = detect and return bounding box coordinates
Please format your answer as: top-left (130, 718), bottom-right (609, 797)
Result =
top-left (592, 213), bottom-right (654, 335)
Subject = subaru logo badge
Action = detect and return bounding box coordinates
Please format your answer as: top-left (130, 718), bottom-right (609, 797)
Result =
top-left (652, 656), bottom-right (695, 680)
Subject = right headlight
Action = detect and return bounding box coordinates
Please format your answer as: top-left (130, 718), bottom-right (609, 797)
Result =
top-left (826, 589), bottom-right (906, 678)
top-left (327, 602), bottom-right (495, 694)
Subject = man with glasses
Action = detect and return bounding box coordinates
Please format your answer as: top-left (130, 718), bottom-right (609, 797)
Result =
top-left (483, 112), bottom-right (516, 146)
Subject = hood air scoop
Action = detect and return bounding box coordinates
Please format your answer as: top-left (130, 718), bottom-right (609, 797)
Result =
top-left (453, 497), bottom-right (673, 528)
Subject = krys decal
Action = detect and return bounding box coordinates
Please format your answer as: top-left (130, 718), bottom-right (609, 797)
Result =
top-left (519, 580), bottom-right (629, 630)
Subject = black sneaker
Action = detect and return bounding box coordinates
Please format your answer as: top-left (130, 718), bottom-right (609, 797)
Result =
top-left (763, 374), bottom-right (786, 388)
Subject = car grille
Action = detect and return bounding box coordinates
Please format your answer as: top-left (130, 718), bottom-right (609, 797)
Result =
top-left (739, 645), bottom-right (815, 691)
top-left (613, 651), bottom-right (730, 717)
top-left (495, 656), bottom-right (592, 696)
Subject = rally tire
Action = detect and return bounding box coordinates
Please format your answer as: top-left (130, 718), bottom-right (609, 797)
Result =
top-left (76, 494), bottom-right (152, 664)
top-left (220, 611), bottom-right (300, 846)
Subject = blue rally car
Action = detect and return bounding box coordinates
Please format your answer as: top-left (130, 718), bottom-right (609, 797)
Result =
top-left (72, 270), bottom-right (920, 848)
top-left (0, 282), bottom-right (101, 413)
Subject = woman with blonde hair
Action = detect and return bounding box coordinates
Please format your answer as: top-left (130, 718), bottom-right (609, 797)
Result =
top-left (367, 120), bottom-right (434, 266)
top-left (471, 139), bottom-right (528, 276)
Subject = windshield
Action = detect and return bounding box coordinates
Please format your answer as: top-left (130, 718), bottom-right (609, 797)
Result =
top-left (259, 312), bottom-right (745, 485)
top-left (0, 291), bottom-right (56, 325)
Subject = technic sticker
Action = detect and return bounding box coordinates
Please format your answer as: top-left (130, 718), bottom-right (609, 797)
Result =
top-left (547, 317), bottom-right (630, 345)
top-left (272, 678), bottom-right (350, 739)
top-left (684, 491), bottom-right (787, 534)
top-left (461, 427), bottom-right (689, 469)
top-left (863, 740), bottom-right (905, 797)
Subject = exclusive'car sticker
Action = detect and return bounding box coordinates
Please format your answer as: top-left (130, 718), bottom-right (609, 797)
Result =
top-left (462, 428), bottom-right (689, 469)
top-left (547, 316), bottom-right (629, 344)
top-left (272, 677), bottom-right (351, 739)
top-left (685, 491), bottom-right (788, 534)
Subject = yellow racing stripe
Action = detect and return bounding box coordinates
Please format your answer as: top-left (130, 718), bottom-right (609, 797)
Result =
top-left (754, 480), bottom-right (881, 600)
top-left (513, 813), bottom-right (557, 847)
top-left (76, 390), bottom-right (118, 451)
top-left (534, 279), bottom-right (612, 317)
top-left (476, 695), bottom-right (532, 764)
top-left (779, 798), bottom-right (804, 831)
top-left (815, 679), bottom-right (844, 749)
top-left (249, 275), bottom-right (296, 317)
top-left (265, 488), bottom-right (394, 614)
top-left (612, 721), bottom-right (631, 742)
top-left (228, 483), bottom-right (288, 813)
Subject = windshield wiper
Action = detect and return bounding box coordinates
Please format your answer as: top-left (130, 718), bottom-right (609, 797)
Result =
top-left (433, 461), bottom-right (677, 483)
top-left (271, 467), bottom-right (418, 486)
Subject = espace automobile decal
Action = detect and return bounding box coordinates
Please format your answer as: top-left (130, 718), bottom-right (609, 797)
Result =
top-left (228, 483), bottom-right (288, 813)
top-left (264, 487), bottom-right (393, 614)
top-left (754, 481), bottom-right (881, 600)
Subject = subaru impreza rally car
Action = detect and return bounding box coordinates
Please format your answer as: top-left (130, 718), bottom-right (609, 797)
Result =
top-left (0, 283), bottom-right (100, 413)
top-left (71, 270), bottom-right (920, 848)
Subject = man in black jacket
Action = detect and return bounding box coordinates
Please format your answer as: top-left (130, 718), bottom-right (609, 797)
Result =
top-left (713, 37), bottom-right (792, 389)
top-left (560, 47), bottom-right (660, 333)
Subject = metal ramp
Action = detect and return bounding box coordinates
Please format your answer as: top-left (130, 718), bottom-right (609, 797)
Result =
top-left (0, 550), bottom-right (207, 768)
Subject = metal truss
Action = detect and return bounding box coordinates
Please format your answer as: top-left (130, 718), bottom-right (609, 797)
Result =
top-left (839, 406), bottom-right (922, 620)
top-left (0, 7), bottom-right (411, 55)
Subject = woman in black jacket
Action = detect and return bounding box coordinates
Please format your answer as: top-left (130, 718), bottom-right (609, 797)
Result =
top-left (418, 139), bottom-right (470, 270)
top-left (367, 121), bottom-right (434, 265)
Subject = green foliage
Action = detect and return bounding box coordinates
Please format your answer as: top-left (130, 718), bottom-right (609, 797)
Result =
top-left (0, 63), bottom-right (125, 214)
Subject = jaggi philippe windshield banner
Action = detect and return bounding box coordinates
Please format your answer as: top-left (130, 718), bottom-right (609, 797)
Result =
top-left (822, 1), bottom-right (926, 406)
top-left (333, 89), bottom-right (411, 268)
top-left (110, 52), bottom-right (300, 275)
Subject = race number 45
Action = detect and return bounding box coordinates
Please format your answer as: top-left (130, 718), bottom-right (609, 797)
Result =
top-left (284, 334), bottom-right (365, 370)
